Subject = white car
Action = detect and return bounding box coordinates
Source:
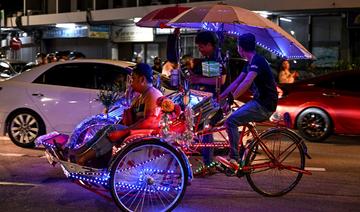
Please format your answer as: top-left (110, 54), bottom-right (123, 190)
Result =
top-left (0, 59), bottom-right (135, 148)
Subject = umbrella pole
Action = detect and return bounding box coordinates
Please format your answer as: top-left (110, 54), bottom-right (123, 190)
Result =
top-left (214, 25), bottom-right (226, 102)
top-left (175, 28), bottom-right (190, 106)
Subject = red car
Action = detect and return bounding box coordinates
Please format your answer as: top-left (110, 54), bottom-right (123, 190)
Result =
top-left (274, 70), bottom-right (360, 142)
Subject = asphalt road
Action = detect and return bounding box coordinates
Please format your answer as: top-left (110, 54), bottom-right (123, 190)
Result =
top-left (0, 135), bottom-right (359, 212)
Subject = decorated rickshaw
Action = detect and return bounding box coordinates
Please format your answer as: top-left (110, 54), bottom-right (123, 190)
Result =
top-left (36, 3), bottom-right (314, 212)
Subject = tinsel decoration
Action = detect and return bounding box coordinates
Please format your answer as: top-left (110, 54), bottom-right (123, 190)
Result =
top-left (97, 83), bottom-right (123, 114)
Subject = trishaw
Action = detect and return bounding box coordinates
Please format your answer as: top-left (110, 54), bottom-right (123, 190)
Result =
top-left (36, 3), bottom-right (315, 211)
top-left (36, 86), bottom-right (312, 211)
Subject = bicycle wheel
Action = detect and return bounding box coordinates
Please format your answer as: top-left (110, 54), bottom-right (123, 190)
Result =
top-left (109, 140), bottom-right (188, 212)
top-left (245, 128), bottom-right (305, 197)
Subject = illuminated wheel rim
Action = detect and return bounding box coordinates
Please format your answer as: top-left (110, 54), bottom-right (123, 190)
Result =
top-left (10, 113), bottom-right (40, 144)
top-left (111, 143), bottom-right (186, 212)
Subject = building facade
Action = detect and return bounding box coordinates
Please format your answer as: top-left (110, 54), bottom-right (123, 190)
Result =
top-left (0, 0), bottom-right (359, 69)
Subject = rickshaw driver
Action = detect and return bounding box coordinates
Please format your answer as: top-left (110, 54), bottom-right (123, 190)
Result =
top-left (219, 33), bottom-right (278, 165)
top-left (74, 63), bottom-right (163, 166)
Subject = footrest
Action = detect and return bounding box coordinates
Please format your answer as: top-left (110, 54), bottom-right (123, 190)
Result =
top-left (44, 149), bottom-right (58, 166)
top-left (35, 131), bottom-right (69, 148)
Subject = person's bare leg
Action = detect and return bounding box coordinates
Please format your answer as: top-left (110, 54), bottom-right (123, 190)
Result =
top-left (77, 149), bottom-right (96, 166)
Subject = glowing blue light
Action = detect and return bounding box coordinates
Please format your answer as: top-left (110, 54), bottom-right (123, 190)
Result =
top-left (68, 171), bottom-right (110, 186)
top-left (118, 153), bottom-right (166, 172)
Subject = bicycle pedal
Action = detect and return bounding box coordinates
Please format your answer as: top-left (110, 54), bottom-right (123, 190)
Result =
top-left (215, 156), bottom-right (239, 170)
top-left (215, 163), bottom-right (226, 173)
top-left (224, 168), bottom-right (236, 177)
top-left (236, 170), bottom-right (245, 178)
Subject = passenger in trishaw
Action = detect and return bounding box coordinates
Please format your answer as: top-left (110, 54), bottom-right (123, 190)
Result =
top-left (219, 33), bottom-right (278, 166)
top-left (73, 63), bottom-right (163, 166)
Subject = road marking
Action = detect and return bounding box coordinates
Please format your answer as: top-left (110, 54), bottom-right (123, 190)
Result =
top-left (0, 152), bottom-right (45, 158)
top-left (0, 153), bottom-right (25, 157)
top-left (0, 181), bottom-right (38, 186)
top-left (305, 167), bottom-right (326, 172)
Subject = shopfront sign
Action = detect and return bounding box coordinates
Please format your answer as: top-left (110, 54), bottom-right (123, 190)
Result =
top-left (43, 27), bottom-right (88, 39)
top-left (112, 26), bottom-right (153, 42)
top-left (155, 28), bottom-right (197, 35)
top-left (89, 25), bottom-right (109, 39)
top-left (43, 25), bottom-right (109, 39)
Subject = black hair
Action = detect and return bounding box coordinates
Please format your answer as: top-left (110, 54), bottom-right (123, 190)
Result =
top-left (132, 63), bottom-right (153, 83)
top-left (153, 57), bottom-right (161, 64)
top-left (36, 52), bottom-right (46, 58)
top-left (238, 33), bottom-right (256, 52)
top-left (195, 31), bottom-right (218, 47)
top-left (181, 54), bottom-right (193, 65)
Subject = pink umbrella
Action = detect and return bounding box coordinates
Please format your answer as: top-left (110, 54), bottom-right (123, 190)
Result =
top-left (169, 3), bottom-right (314, 59)
top-left (136, 5), bottom-right (191, 28)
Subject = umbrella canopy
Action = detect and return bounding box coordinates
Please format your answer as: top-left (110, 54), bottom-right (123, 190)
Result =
top-left (136, 5), bottom-right (191, 28)
top-left (169, 3), bottom-right (314, 59)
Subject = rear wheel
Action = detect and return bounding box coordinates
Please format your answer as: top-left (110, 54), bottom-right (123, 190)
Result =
top-left (109, 140), bottom-right (188, 212)
top-left (296, 108), bottom-right (332, 142)
top-left (245, 128), bottom-right (305, 197)
top-left (7, 110), bottom-right (45, 148)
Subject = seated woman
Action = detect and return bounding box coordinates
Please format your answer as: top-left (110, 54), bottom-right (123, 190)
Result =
top-left (73, 63), bottom-right (163, 166)
top-left (160, 60), bottom-right (179, 90)
top-left (161, 60), bottom-right (179, 77)
top-left (278, 60), bottom-right (299, 84)
top-left (181, 54), bottom-right (194, 71)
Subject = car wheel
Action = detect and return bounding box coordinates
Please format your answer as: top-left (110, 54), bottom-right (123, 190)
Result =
top-left (7, 110), bottom-right (45, 148)
top-left (296, 108), bottom-right (332, 142)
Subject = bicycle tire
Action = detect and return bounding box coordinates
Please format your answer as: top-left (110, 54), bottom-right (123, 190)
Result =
top-left (109, 139), bottom-right (188, 212)
top-left (245, 128), bottom-right (305, 197)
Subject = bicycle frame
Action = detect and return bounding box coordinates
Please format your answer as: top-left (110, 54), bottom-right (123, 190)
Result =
top-left (177, 115), bottom-right (312, 176)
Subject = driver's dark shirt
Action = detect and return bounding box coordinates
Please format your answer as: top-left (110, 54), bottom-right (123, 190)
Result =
top-left (243, 54), bottom-right (278, 112)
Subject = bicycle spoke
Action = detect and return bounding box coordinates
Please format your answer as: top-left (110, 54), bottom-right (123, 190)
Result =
top-left (278, 144), bottom-right (298, 164)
